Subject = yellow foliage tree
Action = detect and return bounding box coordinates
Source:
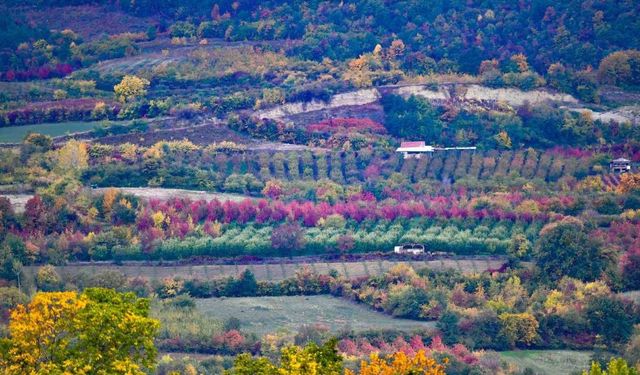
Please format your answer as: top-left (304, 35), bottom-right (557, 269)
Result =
top-left (498, 312), bottom-right (539, 347)
top-left (114, 75), bottom-right (150, 103)
top-left (346, 350), bottom-right (447, 375)
top-left (0, 289), bottom-right (159, 375)
top-left (495, 130), bottom-right (513, 149)
top-left (102, 188), bottom-right (120, 216)
top-left (55, 139), bottom-right (89, 176)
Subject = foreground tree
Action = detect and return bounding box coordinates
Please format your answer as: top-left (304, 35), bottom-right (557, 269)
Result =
top-left (0, 288), bottom-right (159, 374)
top-left (346, 350), bottom-right (447, 375)
top-left (583, 357), bottom-right (638, 375)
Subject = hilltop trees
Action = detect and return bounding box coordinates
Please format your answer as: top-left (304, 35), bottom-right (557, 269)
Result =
top-left (0, 288), bottom-right (159, 375)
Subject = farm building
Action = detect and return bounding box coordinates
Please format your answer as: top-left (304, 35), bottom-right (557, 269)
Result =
top-left (395, 141), bottom-right (476, 159)
top-left (393, 243), bottom-right (425, 255)
top-left (610, 158), bottom-right (632, 174)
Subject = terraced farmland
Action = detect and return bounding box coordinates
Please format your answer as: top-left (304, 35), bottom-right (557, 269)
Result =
top-left (25, 257), bottom-right (506, 282)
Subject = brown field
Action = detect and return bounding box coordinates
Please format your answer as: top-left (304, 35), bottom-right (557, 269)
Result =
top-left (25, 258), bottom-right (505, 281)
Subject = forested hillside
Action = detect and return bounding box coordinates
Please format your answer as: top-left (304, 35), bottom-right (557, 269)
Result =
top-left (1, 1), bottom-right (640, 374)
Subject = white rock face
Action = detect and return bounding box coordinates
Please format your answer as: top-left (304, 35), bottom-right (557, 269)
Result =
top-left (395, 85), bottom-right (449, 101)
top-left (567, 107), bottom-right (636, 124)
top-left (253, 83), bottom-right (637, 125)
top-left (255, 89), bottom-right (380, 120)
top-left (462, 84), bottom-right (579, 106)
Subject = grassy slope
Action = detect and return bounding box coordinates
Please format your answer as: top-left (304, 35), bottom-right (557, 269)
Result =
top-left (500, 350), bottom-right (592, 375)
top-left (195, 295), bottom-right (435, 336)
top-left (0, 121), bottom-right (110, 143)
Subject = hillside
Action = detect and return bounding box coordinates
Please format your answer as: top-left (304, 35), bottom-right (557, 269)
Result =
top-left (0, 1), bottom-right (640, 375)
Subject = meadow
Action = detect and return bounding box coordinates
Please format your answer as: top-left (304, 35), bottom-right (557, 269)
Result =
top-left (499, 350), bottom-right (593, 375)
top-left (195, 295), bottom-right (436, 336)
top-left (0, 120), bottom-right (116, 143)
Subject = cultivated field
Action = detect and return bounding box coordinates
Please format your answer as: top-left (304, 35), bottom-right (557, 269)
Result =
top-left (92, 187), bottom-right (251, 202)
top-left (1, 187), bottom-right (252, 212)
top-left (195, 295), bottom-right (436, 336)
top-left (30, 258), bottom-right (506, 282)
top-left (499, 350), bottom-right (592, 375)
top-left (0, 121), bottom-right (102, 143)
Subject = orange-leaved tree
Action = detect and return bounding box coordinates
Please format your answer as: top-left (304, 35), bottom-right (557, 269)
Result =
top-left (346, 350), bottom-right (447, 375)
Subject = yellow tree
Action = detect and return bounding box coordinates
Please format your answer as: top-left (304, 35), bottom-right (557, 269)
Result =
top-left (55, 139), bottom-right (88, 177)
top-left (346, 350), bottom-right (447, 375)
top-left (498, 312), bottom-right (539, 348)
top-left (0, 288), bottom-right (159, 375)
top-left (114, 75), bottom-right (150, 103)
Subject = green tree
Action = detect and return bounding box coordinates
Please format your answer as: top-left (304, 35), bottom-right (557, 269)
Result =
top-left (381, 95), bottom-right (443, 141)
top-left (0, 288), bottom-right (159, 374)
top-left (35, 265), bottom-right (63, 292)
top-left (585, 296), bottom-right (635, 346)
top-left (533, 217), bottom-right (612, 283)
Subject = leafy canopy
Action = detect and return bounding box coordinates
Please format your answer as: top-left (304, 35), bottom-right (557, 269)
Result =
top-left (0, 288), bottom-right (159, 375)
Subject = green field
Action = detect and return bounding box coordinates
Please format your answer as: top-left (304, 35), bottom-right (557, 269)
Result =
top-left (195, 295), bottom-right (435, 336)
top-left (500, 350), bottom-right (593, 375)
top-left (0, 121), bottom-right (110, 143)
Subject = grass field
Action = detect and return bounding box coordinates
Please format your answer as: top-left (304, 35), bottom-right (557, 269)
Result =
top-left (196, 295), bottom-right (435, 336)
top-left (500, 350), bottom-right (592, 375)
top-left (35, 258), bottom-right (504, 282)
top-left (0, 121), bottom-right (103, 143)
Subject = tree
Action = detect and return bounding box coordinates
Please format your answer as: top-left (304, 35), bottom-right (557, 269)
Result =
top-left (55, 139), bottom-right (89, 176)
top-left (271, 223), bottom-right (305, 257)
top-left (533, 217), bottom-right (611, 283)
top-left (498, 313), bottom-right (539, 348)
top-left (35, 265), bottom-right (63, 292)
top-left (381, 95), bottom-right (443, 141)
top-left (346, 350), bottom-right (447, 375)
top-left (114, 75), bottom-right (150, 103)
top-left (262, 180), bottom-right (284, 199)
top-left (598, 50), bottom-right (640, 86)
top-left (618, 173), bottom-right (640, 194)
top-left (620, 247), bottom-right (640, 290)
top-left (226, 269), bottom-right (258, 297)
top-left (583, 358), bottom-right (639, 375)
top-left (336, 234), bottom-right (355, 255)
top-left (227, 339), bottom-right (343, 375)
top-left (584, 296), bottom-right (635, 346)
top-left (0, 288), bottom-right (159, 374)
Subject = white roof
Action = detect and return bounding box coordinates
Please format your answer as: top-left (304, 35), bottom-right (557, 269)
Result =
top-left (396, 145), bottom-right (435, 152)
top-left (612, 158), bottom-right (630, 163)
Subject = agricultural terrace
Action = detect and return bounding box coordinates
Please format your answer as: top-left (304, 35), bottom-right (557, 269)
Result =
top-left (24, 257), bottom-right (505, 282)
